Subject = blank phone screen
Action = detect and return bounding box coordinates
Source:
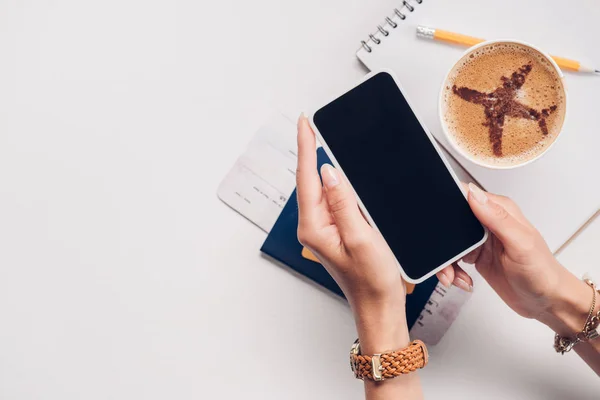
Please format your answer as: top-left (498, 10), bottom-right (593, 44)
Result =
top-left (313, 72), bottom-right (485, 281)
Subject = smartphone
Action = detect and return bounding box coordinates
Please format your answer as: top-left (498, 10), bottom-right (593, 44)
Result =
top-left (310, 70), bottom-right (487, 284)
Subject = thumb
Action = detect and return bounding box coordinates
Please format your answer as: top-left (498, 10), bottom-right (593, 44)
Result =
top-left (320, 164), bottom-right (369, 241)
top-left (467, 183), bottom-right (530, 249)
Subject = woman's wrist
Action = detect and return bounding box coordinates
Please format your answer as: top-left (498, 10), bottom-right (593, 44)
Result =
top-left (537, 267), bottom-right (594, 337)
top-left (351, 294), bottom-right (410, 355)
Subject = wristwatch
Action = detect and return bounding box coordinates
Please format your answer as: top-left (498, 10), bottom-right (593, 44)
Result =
top-left (349, 338), bottom-right (428, 381)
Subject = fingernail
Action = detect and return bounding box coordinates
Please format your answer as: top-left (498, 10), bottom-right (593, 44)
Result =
top-left (297, 112), bottom-right (306, 127)
top-left (438, 271), bottom-right (452, 288)
top-left (453, 277), bottom-right (473, 292)
top-left (468, 182), bottom-right (488, 205)
top-left (321, 164), bottom-right (339, 189)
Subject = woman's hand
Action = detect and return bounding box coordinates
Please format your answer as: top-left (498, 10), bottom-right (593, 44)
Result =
top-left (295, 115), bottom-right (408, 355)
top-left (438, 184), bottom-right (590, 334)
top-left (440, 184), bottom-right (600, 375)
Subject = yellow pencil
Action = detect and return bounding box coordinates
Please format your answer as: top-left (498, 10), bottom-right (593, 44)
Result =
top-left (416, 26), bottom-right (599, 74)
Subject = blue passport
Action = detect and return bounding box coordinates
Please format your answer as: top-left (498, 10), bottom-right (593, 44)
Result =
top-left (260, 148), bottom-right (438, 329)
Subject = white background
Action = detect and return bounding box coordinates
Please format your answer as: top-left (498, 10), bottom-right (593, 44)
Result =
top-left (0, 1), bottom-right (598, 399)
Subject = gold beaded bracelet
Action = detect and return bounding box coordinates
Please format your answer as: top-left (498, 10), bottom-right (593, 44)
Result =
top-left (554, 277), bottom-right (600, 354)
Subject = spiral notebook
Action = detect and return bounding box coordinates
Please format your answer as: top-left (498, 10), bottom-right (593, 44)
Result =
top-left (356, 0), bottom-right (600, 253)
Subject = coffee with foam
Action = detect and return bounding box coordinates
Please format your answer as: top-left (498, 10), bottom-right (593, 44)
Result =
top-left (441, 42), bottom-right (566, 167)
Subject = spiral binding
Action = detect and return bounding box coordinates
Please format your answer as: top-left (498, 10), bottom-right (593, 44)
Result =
top-left (360, 0), bottom-right (422, 53)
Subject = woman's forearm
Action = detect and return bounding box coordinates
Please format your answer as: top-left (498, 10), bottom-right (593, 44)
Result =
top-left (537, 267), bottom-right (600, 375)
top-left (295, 117), bottom-right (424, 399)
top-left (353, 298), bottom-right (424, 400)
top-left (360, 326), bottom-right (424, 400)
top-left (364, 370), bottom-right (422, 400)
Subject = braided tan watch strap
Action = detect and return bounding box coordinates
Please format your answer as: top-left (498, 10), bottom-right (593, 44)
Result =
top-left (350, 339), bottom-right (428, 381)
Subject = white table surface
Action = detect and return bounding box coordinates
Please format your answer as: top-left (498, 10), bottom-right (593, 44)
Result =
top-left (0, 1), bottom-right (597, 399)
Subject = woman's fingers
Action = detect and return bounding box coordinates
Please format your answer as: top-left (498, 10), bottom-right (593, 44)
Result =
top-left (452, 263), bottom-right (473, 292)
top-left (485, 192), bottom-right (530, 227)
top-left (436, 262), bottom-right (473, 292)
top-left (320, 164), bottom-right (370, 245)
top-left (461, 181), bottom-right (529, 226)
top-left (296, 114), bottom-right (323, 223)
top-left (467, 183), bottom-right (532, 250)
top-left (437, 265), bottom-right (454, 288)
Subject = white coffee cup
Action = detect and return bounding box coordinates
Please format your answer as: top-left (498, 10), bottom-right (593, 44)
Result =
top-left (438, 39), bottom-right (567, 170)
